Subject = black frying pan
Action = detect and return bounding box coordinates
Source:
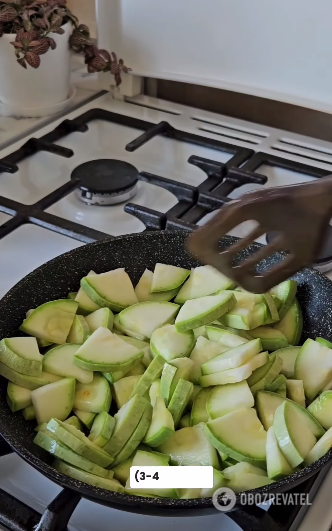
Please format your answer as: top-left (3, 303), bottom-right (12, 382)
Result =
top-left (0, 231), bottom-right (331, 521)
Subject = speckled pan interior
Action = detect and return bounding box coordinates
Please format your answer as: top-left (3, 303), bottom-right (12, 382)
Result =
top-left (0, 230), bottom-right (332, 515)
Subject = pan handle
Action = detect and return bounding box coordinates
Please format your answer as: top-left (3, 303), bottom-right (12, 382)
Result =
top-left (226, 504), bottom-right (282, 531)
top-left (35, 488), bottom-right (81, 531)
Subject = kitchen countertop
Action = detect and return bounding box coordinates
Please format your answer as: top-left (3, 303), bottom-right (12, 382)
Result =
top-left (0, 55), bottom-right (105, 151)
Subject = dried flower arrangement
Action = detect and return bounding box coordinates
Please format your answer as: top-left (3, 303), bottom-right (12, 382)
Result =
top-left (0, 0), bottom-right (130, 85)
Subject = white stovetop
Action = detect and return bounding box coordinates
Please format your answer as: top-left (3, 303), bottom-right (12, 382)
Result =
top-left (1, 92), bottom-right (332, 530)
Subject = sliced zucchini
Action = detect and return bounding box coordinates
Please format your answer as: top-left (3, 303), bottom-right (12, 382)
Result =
top-left (276, 347), bottom-right (301, 378)
top-left (179, 413), bottom-right (191, 428)
top-left (201, 339), bottom-right (262, 375)
top-left (175, 265), bottom-right (235, 304)
top-left (35, 422), bottom-right (47, 433)
top-left (34, 431), bottom-right (108, 478)
top-left (247, 353), bottom-right (283, 396)
top-left (6, 382), bottom-right (32, 413)
top-left (81, 268), bottom-right (138, 311)
top-left (0, 337), bottom-right (42, 377)
top-left (263, 293), bottom-right (280, 324)
top-left (305, 427), bottom-right (332, 465)
top-left (118, 335), bottom-right (150, 354)
top-left (103, 359), bottom-right (145, 385)
top-left (200, 351), bottom-right (269, 387)
top-left (167, 378), bottom-right (194, 428)
top-left (20, 299), bottom-right (78, 344)
top-left (89, 412), bottom-right (116, 447)
top-left (189, 336), bottom-right (229, 384)
top-left (0, 361), bottom-right (63, 390)
top-left (220, 293), bottom-right (267, 330)
top-left (113, 457), bottom-right (133, 485)
top-left (31, 378), bottom-right (75, 424)
top-left (64, 416), bottom-right (83, 431)
top-left (256, 390), bottom-right (324, 437)
top-left (149, 379), bottom-right (161, 406)
top-left (74, 374), bottom-right (111, 414)
top-left (207, 381), bottom-right (254, 420)
top-left (125, 449), bottom-right (176, 498)
top-left (165, 358), bottom-right (193, 404)
top-left (286, 380), bottom-right (306, 407)
top-left (249, 327), bottom-right (288, 351)
top-left (67, 315), bottom-right (90, 344)
top-left (151, 263), bottom-right (190, 292)
top-left (193, 326), bottom-right (207, 339)
top-left (266, 427), bottom-right (294, 480)
top-left (111, 404), bottom-right (153, 467)
top-left (190, 388), bottom-right (211, 425)
top-left (175, 292), bottom-right (236, 332)
top-left (119, 302), bottom-right (179, 339)
top-left (316, 337), bottom-right (332, 349)
top-left (22, 405), bottom-right (36, 420)
top-left (150, 324), bottom-right (195, 362)
top-left (73, 409), bottom-right (96, 430)
top-left (68, 292), bottom-right (77, 301)
top-left (277, 383), bottom-right (287, 397)
top-left (130, 355), bottom-right (165, 399)
top-left (114, 375), bottom-right (142, 408)
top-left (47, 418), bottom-right (113, 467)
top-left (274, 401), bottom-right (316, 467)
top-left (135, 269), bottom-right (179, 302)
top-left (54, 460), bottom-right (123, 492)
top-left (205, 408), bottom-right (267, 469)
top-left (223, 463), bottom-right (273, 493)
top-left (75, 271), bottom-right (101, 315)
top-left (104, 395), bottom-right (150, 458)
top-left (270, 280), bottom-right (297, 319)
top-left (85, 308), bottom-right (114, 333)
top-left (158, 423), bottom-right (219, 468)
top-left (74, 328), bottom-right (143, 372)
top-left (206, 326), bottom-right (248, 347)
top-left (266, 374), bottom-right (287, 393)
top-left (37, 338), bottom-right (54, 349)
top-left (189, 385), bottom-right (202, 406)
top-left (160, 363), bottom-right (177, 405)
top-left (43, 344), bottom-right (93, 384)
top-left (144, 396), bottom-right (175, 447)
top-left (274, 298), bottom-right (303, 346)
top-left (113, 314), bottom-right (148, 341)
top-left (295, 339), bottom-right (332, 401)
top-left (308, 391), bottom-right (332, 429)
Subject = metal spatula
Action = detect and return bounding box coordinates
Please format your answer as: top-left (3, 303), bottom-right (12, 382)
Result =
top-left (187, 177), bottom-right (332, 293)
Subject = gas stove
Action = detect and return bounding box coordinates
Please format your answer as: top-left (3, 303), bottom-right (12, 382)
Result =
top-left (1, 92), bottom-right (332, 531)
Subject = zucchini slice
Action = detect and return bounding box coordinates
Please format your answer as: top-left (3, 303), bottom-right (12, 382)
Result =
top-left (31, 378), bottom-right (75, 424)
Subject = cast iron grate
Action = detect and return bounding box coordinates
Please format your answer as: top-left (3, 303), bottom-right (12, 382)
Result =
top-left (0, 108), bottom-right (257, 243)
top-left (0, 109), bottom-right (331, 531)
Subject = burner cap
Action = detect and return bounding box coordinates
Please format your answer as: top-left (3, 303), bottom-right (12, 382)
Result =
top-left (71, 159), bottom-right (139, 205)
top-left (266, 226), bottom-right (332, 270)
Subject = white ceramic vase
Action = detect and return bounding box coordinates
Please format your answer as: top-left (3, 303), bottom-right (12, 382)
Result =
top-left (0, 22), bottom-right (72, 116)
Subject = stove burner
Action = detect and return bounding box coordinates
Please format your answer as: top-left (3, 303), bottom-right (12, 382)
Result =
top-left (71, 159), bottom-right (139, 205)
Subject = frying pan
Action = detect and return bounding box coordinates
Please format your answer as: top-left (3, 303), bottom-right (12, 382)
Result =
top-left (0, 231), bottom-right (332, 522)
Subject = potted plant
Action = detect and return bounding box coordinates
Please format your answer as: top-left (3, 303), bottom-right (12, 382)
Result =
top-left (0, 0), bottom-right (129, 115)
